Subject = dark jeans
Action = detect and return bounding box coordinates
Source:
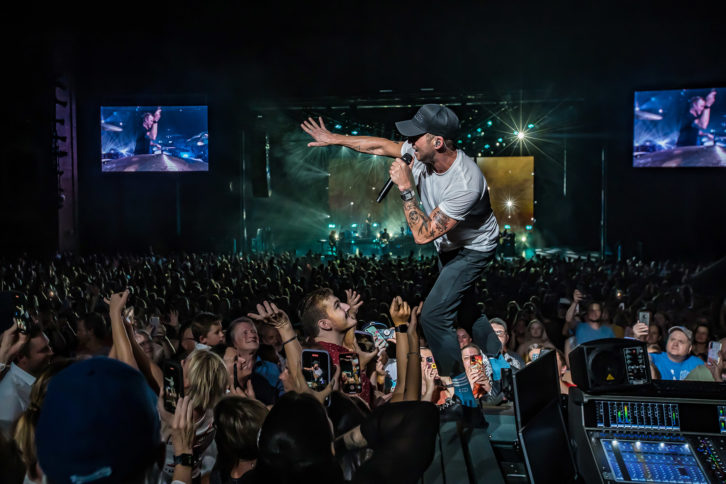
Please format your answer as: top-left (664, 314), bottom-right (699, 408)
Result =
top-left (420, 247), bottom-right (498, 377)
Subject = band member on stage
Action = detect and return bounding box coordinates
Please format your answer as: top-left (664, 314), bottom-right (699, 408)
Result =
top-left (302, 104), bottom-right (500, 409)
top-left (676, 90), bottom-right (716, 147)
top-left (134, 107), bottom-right (162, 155)
top-left (328, 230), bottom-right (337, 254)
top-left (379, 228), bottom-right (390, 246)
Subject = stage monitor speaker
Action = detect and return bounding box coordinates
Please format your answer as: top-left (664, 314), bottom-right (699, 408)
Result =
top-left (569, 338), bottom-right (651, 394)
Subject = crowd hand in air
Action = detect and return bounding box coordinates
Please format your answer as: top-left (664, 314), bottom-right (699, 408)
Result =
top-left (389, 296), bottom-right (411, 327)
top-left (247, 301), bottom-right (292, 330)
top-left (0, 324), bottom-right (29, 366)
top-left (301, 117), bottom-right (337, 146)
top-left (632, 322), bottom-right (648, 342)
top-left (345, 289), bottom-right (363, 319)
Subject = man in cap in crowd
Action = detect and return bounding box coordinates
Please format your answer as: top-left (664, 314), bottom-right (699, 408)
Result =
top-left (302, 104), bottom-right (500, 410)
top-left (650, 326), bottom-right (705, 380)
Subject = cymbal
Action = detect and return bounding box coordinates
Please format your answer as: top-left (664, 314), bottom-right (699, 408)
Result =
top-left (101, 122), bottom-right (123, 132)
top-left (634, 110), bottom-right (663, 121)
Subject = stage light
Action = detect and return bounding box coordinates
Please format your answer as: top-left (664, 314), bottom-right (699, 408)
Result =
top-left (517, 132), bottom-right (525, 140)
top-left (351, 131), bottom-right (358, 135)
top-left (334, 124), bottom-right (342, 129)
top-left (467, 134), bottom-right (472, 138)
top-left (487, 120), bottom-right (493, 126)
top-left (484, 144), bottom-right (490, 149)
top-left (457, 140), bottom-right (462, 144)
top-left (476, 128), bottom-right (482, 133)
top-left (525, 225), bottom-right (532, 230)
top-left (328, 224), bottom-right (336, 228)
top-left (351, 224), bottom-right (357, 228)
top-left (527, 123), bottom-right (534, 129)
top-left (521, 236), bottom-right (527, 242)
top-left (350, 202), bottom-right (354, 205)
top-left (373, 223), bottom-right (378, 227)
top-left (497, 138), bottom-right (503, 142)
top-left (506, 200), bottom-right (513, 208)
top-left (504, 224), bottom-right (511, 230)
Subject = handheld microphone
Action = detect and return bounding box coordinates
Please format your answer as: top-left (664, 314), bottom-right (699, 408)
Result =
top-left (376, 153), bottom-right (413, 203)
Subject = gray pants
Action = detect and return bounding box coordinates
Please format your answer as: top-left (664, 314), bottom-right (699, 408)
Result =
top-left (420, 247), bottom-right (499, 377)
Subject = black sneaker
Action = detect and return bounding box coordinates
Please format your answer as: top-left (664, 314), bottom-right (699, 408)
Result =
top-left (437, 397), bottom-right (463, 423)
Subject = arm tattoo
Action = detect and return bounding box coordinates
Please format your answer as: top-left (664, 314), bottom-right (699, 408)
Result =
top-left (403, 199), bottom-right (436, 240)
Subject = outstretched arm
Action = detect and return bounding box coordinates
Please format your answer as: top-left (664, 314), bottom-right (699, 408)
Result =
top-left (301, 117), bottom-right (403, 157)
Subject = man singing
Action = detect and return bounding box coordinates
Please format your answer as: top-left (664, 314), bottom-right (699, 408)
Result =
top-left (676, 90), bottom-right (716, 147)
top-left (302, 104), bottom-right (500, 408)
top-left (134, 107), bottom-right (162, 155)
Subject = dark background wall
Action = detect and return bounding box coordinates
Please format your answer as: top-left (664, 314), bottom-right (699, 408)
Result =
top-left (2, 3), bottom-right (724, 260)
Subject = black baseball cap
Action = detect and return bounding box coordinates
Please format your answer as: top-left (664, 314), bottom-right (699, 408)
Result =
top-left (395, 104), bottom-right (460, 139)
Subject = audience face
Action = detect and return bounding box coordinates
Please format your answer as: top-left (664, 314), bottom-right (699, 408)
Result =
top-left (233, 321), bottom-right (259, 353)
top-left (259, 325), bottom-right (282, 352)
top-left (666, 330), bottom-right (692, 360)
top-left (585, 303), bottom-right (602, 323)
top-left (491, 322), bottom-right (508, 352)
top-left (646, 325), bottom-right (660, 345)
top-left (202, 322), bottom-right (225, 347)
top-left (76, 318), bottom-right (92, 346)
top-left (180, 327), bottom-right (196, 354)
top-left (419, 347), bottom-right (439, 379)
top-left (461, 346), bottom-right (480, 374)
top-left (134, 331), bottom-right (154, 360)
top-left (528, 321), bottom-right (545, 339)
top-left (456, 328), bottom-right (472, 348)
top-left (321, 295), bottom-right (355, 333)
top-left (694, 326), bottom-right (709, 345)
top-left (18, 333), bottom-right (54, 377)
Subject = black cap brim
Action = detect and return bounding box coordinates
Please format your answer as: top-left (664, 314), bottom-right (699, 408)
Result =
top-left (395, 119), bottom-right (427, 137)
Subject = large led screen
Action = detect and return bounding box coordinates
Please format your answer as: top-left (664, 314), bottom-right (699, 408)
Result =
top-left (101, 105), bottom-right (208, 172)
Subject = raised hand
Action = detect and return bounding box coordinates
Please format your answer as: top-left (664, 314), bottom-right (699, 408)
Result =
top-left (410, 301), bottom-right (424, 332)
top-left (104, 289), bottom-right (129, 316)
top-left (301, 117), bottom-right (338, 147)
top-left (0, 324), bottom-right (29, 365)
top-left (389, 296), bottom-right (411, 326)
top-left (345, 289), bottom-right (363, 319)
top-left (248, 301), bottom-right (291, 329)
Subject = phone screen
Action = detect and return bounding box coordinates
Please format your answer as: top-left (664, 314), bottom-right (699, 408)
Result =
top-left (638, 311), bottom-right (651, 325)
top-left (470, 354), bottom-right (483, 373)
top-left (354, 331), bottom-right (375, 353)
top-left (302, 350), bottom-right (331, 392)
top-left (708, 341), bottom-right (722, 364)
top-left (339, 352), bottom-right (362, 394)
top-left (163, 360), bottom-right (184, 413)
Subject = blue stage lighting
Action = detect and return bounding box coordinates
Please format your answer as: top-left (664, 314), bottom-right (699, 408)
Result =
top-left (484, 144), bottom-right (490, 149)
top-left (527, 123), bottom-right (535, 129)
top-left (328, 223), bottom-right (336, 229)
top-left (334, 124), bottom-right (342, 129)
top-left (497, 138), bottom-right (503, 143)
top-left (525, 225), bottom-right (533, 230)
top-left (487, 120), bottom-right (493, 126)
top-left (504, 224), bottom-right (511, 230)
top-left (351, 130), bottom-right (358, 135)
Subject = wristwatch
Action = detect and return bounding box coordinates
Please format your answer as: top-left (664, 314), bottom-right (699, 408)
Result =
top-left (173, 453), bottom-right (193, 467)
top-left (400, 189), bottom-right (415, 202)
top-left (394, 324), bottom-right (409, 333)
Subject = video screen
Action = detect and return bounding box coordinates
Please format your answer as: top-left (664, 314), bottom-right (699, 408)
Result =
top-left (633, 88), bottom-right (726, 167)
top-left (101, 105), bottom-right (208, 172)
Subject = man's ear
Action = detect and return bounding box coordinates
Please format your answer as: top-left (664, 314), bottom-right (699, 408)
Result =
top-left (318, 319), bottom-right (332, 332)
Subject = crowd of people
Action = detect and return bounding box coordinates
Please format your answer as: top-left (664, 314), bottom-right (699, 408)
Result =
top-left (0, 250), bottom-right (725, 484)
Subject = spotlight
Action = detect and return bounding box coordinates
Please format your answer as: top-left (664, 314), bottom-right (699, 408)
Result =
top-left (351, 131), bottom-right (358, 135)
top-left (517, 132), bottom-right (525, 140)
top-left (527, 123), bottom-right (535, 129)
top-left (506, 200), bottom-right (513, 208)
top-left (521, 236), bottom-right (527, 242)
top-left (497, 138), bottom-right (503, 143)
top-left (487, 120), bottom-right (493, 126)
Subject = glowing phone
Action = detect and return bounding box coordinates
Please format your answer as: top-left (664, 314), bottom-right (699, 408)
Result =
top-left (162, 360), bottom-right (184, 413)
top-left (302, 349), bottom-right (331, 392)
top-left (708, 341), bottom-right (722, 364)
top-left (638, 311), bottom-right (651, 326)
top-left (470, 354), bottom-right (484, 373)
top-left (339, 352), bottom-right (362, 394)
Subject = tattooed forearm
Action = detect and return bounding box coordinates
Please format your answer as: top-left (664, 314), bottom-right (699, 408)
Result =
top-left (402, 198), bottom-right (456, 244)
top-left (433, 211), bottom-right (452, 233)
